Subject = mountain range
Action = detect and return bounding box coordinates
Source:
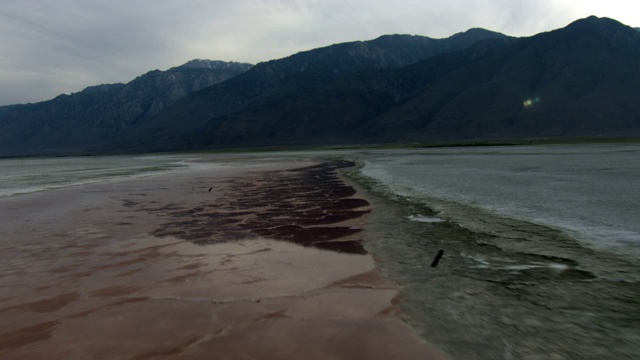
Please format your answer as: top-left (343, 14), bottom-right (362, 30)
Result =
top-left (1, 16), bottom-right (639, 156)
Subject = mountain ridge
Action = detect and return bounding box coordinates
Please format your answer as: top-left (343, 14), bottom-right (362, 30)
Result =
top-left (365, 16), bottom-right (640, 142)
top-left (0, 60), bottom-right (253, 156)
top-left (2, 16), bottom-right (640, 156)
top-left (108, 29), bottom-right (511, 152)
top-left (185, 16), bottom-right (640, 148)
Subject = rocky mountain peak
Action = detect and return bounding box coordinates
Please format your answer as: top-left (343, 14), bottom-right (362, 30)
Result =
top-left (540, 15), bottom-right (640, 56)
top-left (176, 59), bottom-right (253, 72)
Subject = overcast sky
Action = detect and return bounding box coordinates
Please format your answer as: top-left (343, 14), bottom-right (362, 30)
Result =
top-left (1, 0), bottom-right (639, 106)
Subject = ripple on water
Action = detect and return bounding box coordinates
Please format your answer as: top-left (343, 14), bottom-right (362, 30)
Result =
top-left (351, 172), bottom-right (640, 360)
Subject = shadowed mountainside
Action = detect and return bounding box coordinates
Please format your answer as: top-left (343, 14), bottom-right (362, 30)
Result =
top-left (112, 29), bottom-right (508, 152)
top-left (0, 30), bottom-right (507, 156)
top-left (114, 16), bottom-right (640, 152)
top-left (2, 16), bottom-right (640, 156)
top-left (366, 16), bottom-right (640, 142)
top-left (0, 61), bottom-right (252, 156)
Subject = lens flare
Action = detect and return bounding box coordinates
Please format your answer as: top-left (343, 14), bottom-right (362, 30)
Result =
top-left (523, 96), bottom-right (541, 107)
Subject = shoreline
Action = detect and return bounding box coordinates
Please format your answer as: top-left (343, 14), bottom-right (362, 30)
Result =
top-left (0, 158), bottom-right (444, 359)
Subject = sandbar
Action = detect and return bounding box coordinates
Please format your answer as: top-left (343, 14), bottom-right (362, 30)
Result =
top-left (0, 158), bottom-right (445, 359)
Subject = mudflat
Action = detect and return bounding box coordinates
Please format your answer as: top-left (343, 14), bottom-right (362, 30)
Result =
top-left (0, 158), bottom-right (444, 359)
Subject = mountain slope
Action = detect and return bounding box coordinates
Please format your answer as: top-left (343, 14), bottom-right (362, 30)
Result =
top-left (111, 30), bottom-right (509, 152)
top-left (368, 16), bottom-right (640, 142)
top-left (184, 16), bottom-right (640, 148)
top-left (0, 60), bottom-right (252, 156)
top-left (4, 17), bottom-right (638, 155)
top-left (197, 37), bottom-right (516, 147)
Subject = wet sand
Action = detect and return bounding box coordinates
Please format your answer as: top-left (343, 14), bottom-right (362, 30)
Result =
top-left (0, 159), bottom-right (444, 359)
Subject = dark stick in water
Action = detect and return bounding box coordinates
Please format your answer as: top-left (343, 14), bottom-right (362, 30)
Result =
top-left (431, 249), bottom-right (444, 267)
